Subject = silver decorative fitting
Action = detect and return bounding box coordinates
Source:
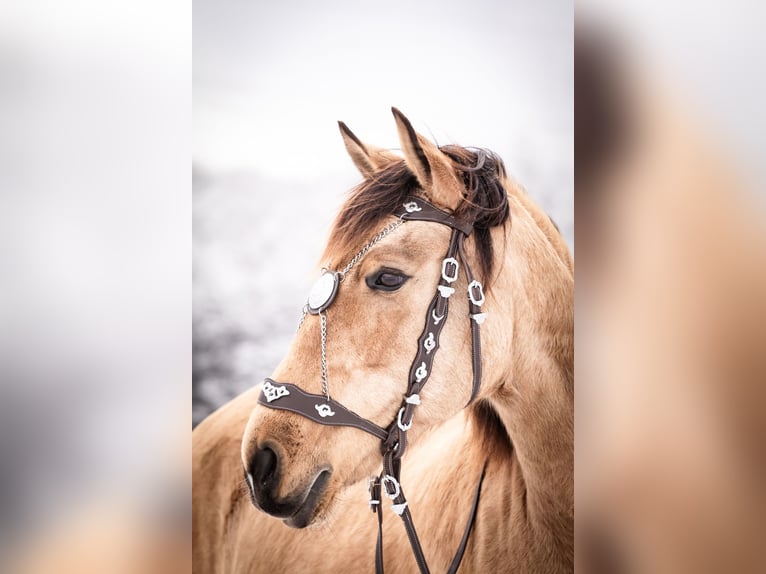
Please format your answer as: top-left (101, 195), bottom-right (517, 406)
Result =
top-left (381, 475), bottom-right (401, 499)
top-left (468, 280), bottom-right (486, 307)
top-left (405, 393), bottom-right (421, 405)
top-left (470, 312), bottom-right (488, 325)
top-left (441, 257), bottom-right (459, 283)
top-left (415, 362), bottom-right (428, 383)
top-left (423, 332), bottom-right (436, 354)
top-left (438, 285), bottom-right (455, 298)
top-left (397, 407), bottom-right (413, 431)
top-left (307, 271), bottom-right (340, 315)
top-left (403, 201), bottom-right (422, 213)
top-left (432, 309), bottom-right (445, 325)
top-left (314, 403), bottom-right (336, 417)
top-left (262, 381), bottom-right (290, 403)
top-left (391, 501), bottom-right (408, 515)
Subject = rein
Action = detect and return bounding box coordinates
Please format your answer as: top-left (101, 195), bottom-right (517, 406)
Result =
top-left (257, 196), bottom-right (489, 574)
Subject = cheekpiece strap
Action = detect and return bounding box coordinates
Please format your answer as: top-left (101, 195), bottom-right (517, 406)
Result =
top-left (396, 196), bottom-right (474, 236)
top-left (257, 379), bottom-right (389, 441)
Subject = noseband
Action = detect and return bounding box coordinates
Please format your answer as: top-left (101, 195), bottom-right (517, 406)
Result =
top-left (257, 196), bottom-right (489, 574)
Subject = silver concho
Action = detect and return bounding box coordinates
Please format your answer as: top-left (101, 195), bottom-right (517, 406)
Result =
top-left (423, 332), bottom-right (436, 354)
top-left (415, 362), bottom-right (428, 383)
top-left (403, 201), bottom-right (422, 213)
top-left (315, 403), bottom-right (336, 418)
top-left (262, 381), bottom-right (290, 403)
top-left (307, 271), bottom-right (340, 315)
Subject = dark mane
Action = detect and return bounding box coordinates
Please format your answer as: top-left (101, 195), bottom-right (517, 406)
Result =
top-left (325, 145), bottom-right (510, 287)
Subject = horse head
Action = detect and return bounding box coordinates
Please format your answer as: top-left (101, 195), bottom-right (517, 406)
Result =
top-left (240, 109), bottom-right (515, 529)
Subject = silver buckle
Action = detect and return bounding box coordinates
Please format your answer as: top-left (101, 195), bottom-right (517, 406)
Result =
top-left (468, 280), bottom-right (485, 307)
top-left (397, 407), bottom-right (413, 431)
top-left (441, 257), bottom-right (459, 283)
top-left (381, 475), bottom-right (401, 499)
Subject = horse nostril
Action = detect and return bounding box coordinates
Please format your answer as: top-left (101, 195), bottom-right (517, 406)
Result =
top-left (250, 446), bottom-right (278, 488)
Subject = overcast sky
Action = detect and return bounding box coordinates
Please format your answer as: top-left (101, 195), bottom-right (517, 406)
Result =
top-left (194, 0), bottom-right (573, 234)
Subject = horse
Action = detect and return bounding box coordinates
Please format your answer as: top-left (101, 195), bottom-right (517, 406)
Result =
top-left (193, 108), bottom-right (574, 573)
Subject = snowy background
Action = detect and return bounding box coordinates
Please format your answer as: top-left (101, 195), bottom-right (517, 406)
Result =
top-left (193, 0), bottom-right (574, 426)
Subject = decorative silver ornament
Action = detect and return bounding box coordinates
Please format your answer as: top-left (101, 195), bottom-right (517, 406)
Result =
top-left (391, 501), bottom-right (408, 515)
top-left (431, 309), bottom-right (445, 325)
top-left (307, 271), bottom-right (340, 314)
top-left (471, 313), bottom-right (488, 325)
top-left (437, 285), bottom-right (455, 298)
top-left (314, 404), bottom-right (336, 417)
top-left (403, 201), bottom-right (422, 213)
top-left (263, 381), bottom-right (290, 402)
top-left (424, 332), bottom-right (436, 354)
top-left (415, 362), bottom-right (428, 383)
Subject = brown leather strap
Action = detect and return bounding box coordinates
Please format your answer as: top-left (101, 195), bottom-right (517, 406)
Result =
top-left (375, 451), bottom-right (488, 574)
top-left (458, 236), bottom-right (483, 405)
top-left (384, 229), bottom-right (462, 458)
top-left (446, 462), bottom-right (487, 574)
top-left (395, 196), bottom-right (474, 236)
top-left (257, 380), bottom-right (389, 441)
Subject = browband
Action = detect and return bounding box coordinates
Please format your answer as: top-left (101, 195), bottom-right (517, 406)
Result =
top-left (395, 196), bottom-right (474, 236)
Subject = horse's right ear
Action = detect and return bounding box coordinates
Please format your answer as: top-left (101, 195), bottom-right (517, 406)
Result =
top-left (338, 121), bottom-right (399, 178)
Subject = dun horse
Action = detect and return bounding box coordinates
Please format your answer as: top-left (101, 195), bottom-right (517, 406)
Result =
top-left (193, 109), bottom-right (573, 573)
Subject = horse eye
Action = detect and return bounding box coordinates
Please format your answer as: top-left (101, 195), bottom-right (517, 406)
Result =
top-left (366, 270), bottom-right (409, 292)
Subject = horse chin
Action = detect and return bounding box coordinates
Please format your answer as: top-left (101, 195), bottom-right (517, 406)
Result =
top-left (281, 470), bottom-right (332, 529)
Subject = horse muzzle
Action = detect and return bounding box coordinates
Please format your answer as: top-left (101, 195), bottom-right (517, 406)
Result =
top-left (244, 444), bottom-right (332, 528)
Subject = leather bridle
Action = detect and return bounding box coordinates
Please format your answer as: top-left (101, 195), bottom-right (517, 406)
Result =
top-left (257, 196), bottom-right (489, 574)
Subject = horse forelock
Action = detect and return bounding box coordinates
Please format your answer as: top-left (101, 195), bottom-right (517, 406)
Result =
top-left (323, 146), bottom-right (511, 288)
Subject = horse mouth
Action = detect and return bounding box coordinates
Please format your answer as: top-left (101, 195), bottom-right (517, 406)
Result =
top-left (282, 470), bottom-right (332, 529)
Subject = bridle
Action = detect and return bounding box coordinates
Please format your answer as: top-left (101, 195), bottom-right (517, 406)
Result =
top-left (257, 196), bottom-right (490, 574)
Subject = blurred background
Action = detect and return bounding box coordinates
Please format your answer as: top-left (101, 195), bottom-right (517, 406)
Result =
top-left (577, 1), bottom-right (766, 572)
top-left (0, 1), bottom-right (189, 572)
top-left (193, 0), bottom-right (574, 426)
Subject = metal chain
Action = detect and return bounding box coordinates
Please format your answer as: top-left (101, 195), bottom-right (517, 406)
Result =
top-left (307, 217), bottom-right (405, 401)
top-left (320, 310), bottom-right (330, 401)
top-left (297, 305), bottom-right (308, 332)
top-left (339, 218), bottom-right (405, 279)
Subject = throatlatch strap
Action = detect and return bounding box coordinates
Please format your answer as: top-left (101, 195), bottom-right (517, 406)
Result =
top-left (446, 463), bottom-right (487, 574)
top-left (257, 380), bottom-right (388, 441)
top-left (458, 236), bottom-right (483, 405)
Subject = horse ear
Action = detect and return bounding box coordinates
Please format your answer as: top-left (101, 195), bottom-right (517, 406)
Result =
top-left (391, 107), bottom-right (464, 209)
top-left (338, 121), bottom-right (399, 178)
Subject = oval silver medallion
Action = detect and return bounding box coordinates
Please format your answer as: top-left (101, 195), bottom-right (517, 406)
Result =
top-left (307, 272), bottom-right (340, 314)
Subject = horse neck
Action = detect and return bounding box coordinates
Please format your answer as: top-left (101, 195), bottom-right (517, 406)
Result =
top-left (479, 188), bottom-right (574, 551)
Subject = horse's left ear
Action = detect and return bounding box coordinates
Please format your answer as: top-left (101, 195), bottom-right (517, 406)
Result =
top-left (391, 107), bottom-right (465, 209)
